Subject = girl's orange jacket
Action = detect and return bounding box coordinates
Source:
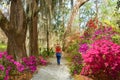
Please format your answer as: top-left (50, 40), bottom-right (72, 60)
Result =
top-left (55, 46), bottom-right (61, 53)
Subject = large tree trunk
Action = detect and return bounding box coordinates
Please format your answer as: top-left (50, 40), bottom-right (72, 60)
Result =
top-left (29, 15), bottom-right (38, 56)
top-left (28, 0), bottom-right (39, 56)
top-left (0, 0), bottom-right (27, 61)
top-left (7, 33), bottom-right (26, 60)
top-left (9, 0), bottom-right (27, 60)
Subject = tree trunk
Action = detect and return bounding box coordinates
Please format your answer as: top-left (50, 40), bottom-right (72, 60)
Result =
top-left (62, 0), bottom-right (65, 51)
top-left (71, 0), bottom-right (73, 9)
top-left (0, 0), bottom-right (27, 60)
top-left (95, 0), bottom-right (98, 18)
top-left (63, 0), bottom-right (89, 51)
top-left (7, 32), bottom-right (26, 60)
top-left (46, 18), bottom-right (49, 56)
top-left (66, 0), bottom-right (89, 32)
top-left (0, 12), bottom-right (26, 60)
top-left (46, 9), bottom-right (50, 56)
top-left (9, 0), bottom-right (27, 60)
top-left (29, 15), bottom-right (38, 56)
top-left (28, 0), bottom-right (39, 56)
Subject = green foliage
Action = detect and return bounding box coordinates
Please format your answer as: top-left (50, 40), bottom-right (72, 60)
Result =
top-left (70, 64), bottom-right (83, 75)
top-left (116, 0), bottom-right (120, 9)
top-left (70, 54), bottom-right (83, 75)
top-left (49, 48), bottom-right (55, 57)
top-left (0, 64), bottom-right (4, 80)
top-left (67, 43), bottom-right (78, 53)
top-left (0, 43), bottom-right (7, 51)
top-left (66, 39), bottom-right (83, 75)
top-left (80, 39), bottom-right (91, 44)
top-left (99, 0), bottom-right (117, 27)
top-left (67, 40), bottom-right (79, 55)
top-left (112, 34), bottom-right (120, 45)
top-left (39, 48), bottom-right (48, 57)
top-left (0, 75), bottom-right (4, 80)
top-left (39, 48), bottom-right (55, 57)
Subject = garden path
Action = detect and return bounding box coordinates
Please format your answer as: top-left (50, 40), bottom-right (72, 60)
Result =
top-left (31, 57), bottom-right (74, 80)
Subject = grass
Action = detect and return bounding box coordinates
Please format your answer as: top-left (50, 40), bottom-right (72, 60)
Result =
top-left (0, 43), bottom-right (7, 51)
top-left (66, 57), bottom-right (72, 62)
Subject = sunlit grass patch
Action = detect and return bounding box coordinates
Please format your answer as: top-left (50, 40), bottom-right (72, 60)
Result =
top-left (0, 43), bottom-right (7, 51)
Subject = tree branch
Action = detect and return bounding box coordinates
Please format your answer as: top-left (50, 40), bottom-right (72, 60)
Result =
top-left (66, 0), bottom-right (89, 32)
top-left (0, 10), bottom-right (10, 35)
top-left (62, 0), bottom-right (89, 51)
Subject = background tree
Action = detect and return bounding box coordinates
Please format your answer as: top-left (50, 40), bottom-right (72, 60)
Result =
top-left (26, 0), bottom-right (39, 56)
top-left (0, 0), bottom-right (118, 59)
top-left (115, 0), bottom-right (120, 28)
top-left (63, 0), bottom-right (89, 51)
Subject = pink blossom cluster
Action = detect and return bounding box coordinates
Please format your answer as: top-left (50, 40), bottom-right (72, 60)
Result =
top-left (79, 43), bottom-right (89, 54)
top-left (0, 64), bottom-right (4, 71)
top-left (4, 66), bottom-right (12, 80)
top-left (39, 56), bottom-right (47, 65)
top-left (14, 61), bottom-right (25, 72)
top-left (92, 27), bottom-right (116, 41)
top-left (0, 52), bottom-right (25, 80)
top-left (22, 56), bottom-right (37, 72)
top-left (71, 54), bottom-right (83, 75)
top-left (0, 52), bottom-right (47, 80)
top-left (4, 52), bottom-right (25, 72)
top-left (81, 39), bottom-right (120, 79)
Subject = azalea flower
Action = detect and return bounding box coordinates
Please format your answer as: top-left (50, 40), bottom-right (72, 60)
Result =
top-left (81, 39), bottom-right (120, 79)
top-left (79, 43), bottom-right (89, 54)
top-left (0, 64), bottom-right (4, 71)
top-left (0, 53), bottom-right (3, 59)
top-left (14, 62), bottom-right (25, 72)
top-left (22, 56), bottom-right (37, 72)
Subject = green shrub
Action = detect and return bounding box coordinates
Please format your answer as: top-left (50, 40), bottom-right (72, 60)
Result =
top-left (70, 54), bottom-right (83, 75)
top-left (70, 64), bottom-right (83, 75)
top-left (49, 48), bottom-right (55, 57)
top-left (39, 48), bottom-right (55, 57)
top-left (67, 40), bottom-right (79, 54)
top-left (112, 34), bottom-right (120, 45)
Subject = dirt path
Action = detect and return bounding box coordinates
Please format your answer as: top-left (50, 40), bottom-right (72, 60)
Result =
top-left (31, 57), bottom-right (74, 80)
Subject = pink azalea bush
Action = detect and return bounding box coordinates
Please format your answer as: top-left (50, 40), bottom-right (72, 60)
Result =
top-left (0, 52), bottom-right (26, 80)
top-left (81, 39), bottom-right (120, 80)
top-left (70, 54), bottom-right (83, 75)
top-left (77, 20), bottom-right (120, 79)
top-left (4, 66), bottom-right (12, 80)
top-left (79, 43), bottom-right (89, 54)
top-left (39, 56), bottom-right (47, 65)
top-left (92, 27), bottom-right (116, 41)
top-left (0, 52), bottom-right (47, 80)
top-left (14, 61), bottom-right (25, 72)
top-left (0, 64), bottom-right (4, 71)
top-left (22, 56), bottom-right (37, 72)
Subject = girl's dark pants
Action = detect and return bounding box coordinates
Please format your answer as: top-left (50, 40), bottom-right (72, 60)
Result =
top-left (56, 53), bottom-right (61, 65)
